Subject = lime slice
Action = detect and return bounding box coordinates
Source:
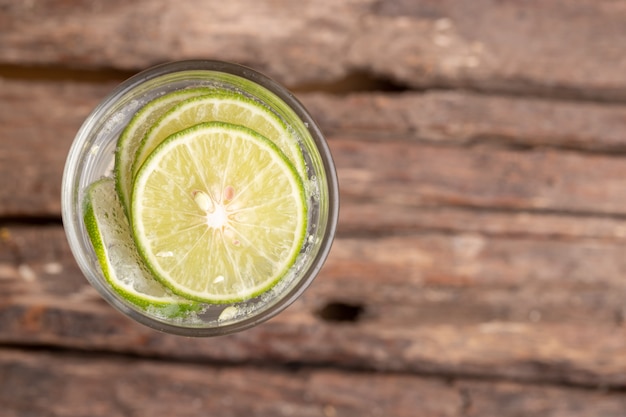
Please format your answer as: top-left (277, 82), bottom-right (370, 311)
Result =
top-left (84, 178), bottom-right (198, 316)
top-left (131, 91), bottom-right (306, 183)
top-left (115, 88), bottom-right (213, 217)
top-left (131, 122), bottom-right (308, 303)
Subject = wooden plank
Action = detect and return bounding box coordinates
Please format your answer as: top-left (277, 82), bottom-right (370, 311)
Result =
top-left (459, 381), bottom-right (626, 417)
top-left (333, 138), bottom-right (626, 216)
top-left (338, 203), bottom-right (626, 241)
top-left (2, 226), bottom-right (626, 387)
top-left (301, 92), bottom-right (626, 152)
top-left (0, 348), bottom-right (461, 417)
top-left (1, 0), bottom-right (626, 97)
top-left (0, 78), bottom-right (114, 217)
top-left (5, 227), bottom-right (626, 323)
top-left (3, 348), bottom-right (626, 417)
top-left (349, 0), bottom-right (626, 99)
top-left (3, 78), bottom-right (626, 223)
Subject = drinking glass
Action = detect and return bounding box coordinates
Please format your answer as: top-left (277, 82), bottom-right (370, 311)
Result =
top-left (61, 60), bottom-right (339, 336)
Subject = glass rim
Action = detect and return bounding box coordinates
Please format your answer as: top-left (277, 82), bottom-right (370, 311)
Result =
top-left (61, 59), bottom-right (340, 336)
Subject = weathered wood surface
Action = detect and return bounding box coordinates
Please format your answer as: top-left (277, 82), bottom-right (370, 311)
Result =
top-left (4, 78), bottom-right (626, 223)
top-left (2, 0), bottom-right (626, 99)
top-left (5, 348), bottom-right (626, 417)
top-left (0, 349), bottom-right (464, 417)
top-left (3, 0), bottom-right (626, 415)
top-left (3, 225), bottom-right (626, 389)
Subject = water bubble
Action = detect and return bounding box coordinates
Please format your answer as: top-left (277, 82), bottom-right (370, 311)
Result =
top-left (218, 306), bottom-right (238, 321)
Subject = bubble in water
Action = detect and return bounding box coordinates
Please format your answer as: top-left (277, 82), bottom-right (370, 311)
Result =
top-left (219, 306), bottom-right (238, 321)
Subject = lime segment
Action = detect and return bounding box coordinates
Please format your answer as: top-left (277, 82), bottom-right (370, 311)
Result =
top-left (84, 178), bottom-right (198, 316)
top-left (131, 122), bottom-right (308, 303)
top-left (115, 88), bottom-right (213, 216)
top-left (131, 91), bottom-right (306, 182)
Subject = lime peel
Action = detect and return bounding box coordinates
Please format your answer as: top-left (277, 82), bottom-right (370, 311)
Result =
top-left (131, 90), bottom-right (307, 184)
top-left (115, 87), bottom-right (215, 217)
top-left (84, 178), bottom-right (199, 317)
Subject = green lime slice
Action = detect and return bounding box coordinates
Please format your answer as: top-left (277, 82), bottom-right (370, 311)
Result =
top-left (115, 88), bottom-right (213, 217)
top-left (131, 91), bottom-right (307, 183)
top-left (131, 122), bottom-right (308, 303)
top-left (84, 178), bottom-right (198, 317)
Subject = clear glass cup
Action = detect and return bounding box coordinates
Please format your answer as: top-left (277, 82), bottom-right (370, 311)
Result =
top-left (62, 60), bottom-right (339, 336)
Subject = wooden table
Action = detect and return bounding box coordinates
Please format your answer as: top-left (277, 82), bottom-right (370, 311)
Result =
top-left (3, 1), bottom-right (626, 415)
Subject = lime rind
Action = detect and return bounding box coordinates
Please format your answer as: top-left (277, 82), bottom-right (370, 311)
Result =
top-left (131, 122), bottom-right (308, 304)
top-left (115, 87), bottom-right (214, 218)
top-left (84, 178), bottom-right (199, 317)
top-left (131, 90), bottom-right (307, 183)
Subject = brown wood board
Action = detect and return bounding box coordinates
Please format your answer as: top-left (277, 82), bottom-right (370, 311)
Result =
top-left (2, 0), bottom-right (626, 99)
top-left (3, 0), bottom-right (626, 414)
top-left (2, 226), bottom-right (626, 388)
top-left (4, 347), bottom-right (626, 417)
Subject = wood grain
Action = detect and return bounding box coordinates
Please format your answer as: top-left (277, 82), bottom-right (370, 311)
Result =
top-left (2, 73), bottom-right (626, 392)
top-left (459, 381), bottom-right (626, 417)
top-left (333, 138), bottom-right (626, 215)
top-left (3, 78), bottom-right (626, 226)
top-left (2, 225), bottom-right (626, 387)
top-left (3, 348), bottom-right (626, 417)
top-left (338, 202), bottom-right (626, 241)
top-left (1, 0), bottom-right (626, 98)
top-left (301, 92), bottom-right (626, 152)
top-left (0, 78), bottom-right (113, 217)
top-left (2, 1), bottom-right (626, 415)
top-left (0, 348), bottom-right (461, 417)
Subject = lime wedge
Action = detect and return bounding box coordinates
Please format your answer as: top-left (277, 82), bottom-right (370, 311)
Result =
top-left (115, 88), bottom-right (213, 217)
top-left (131, 91), bottom-right (306, 182)
top-left (84, 178), bottom-right (198, 316)
top-left (131, 122), bottom-right (308, 303)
